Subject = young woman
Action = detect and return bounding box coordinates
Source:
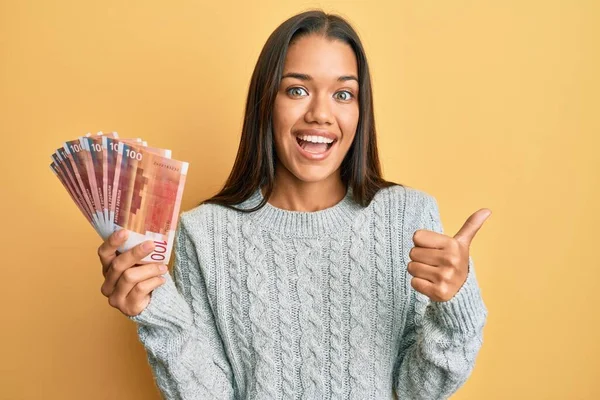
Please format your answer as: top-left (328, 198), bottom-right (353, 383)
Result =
top-left (98, 10), bottom-right (490, 400)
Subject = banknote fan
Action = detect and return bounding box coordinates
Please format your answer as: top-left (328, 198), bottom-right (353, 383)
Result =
top-left (50, 131), bottom-right (189, 264)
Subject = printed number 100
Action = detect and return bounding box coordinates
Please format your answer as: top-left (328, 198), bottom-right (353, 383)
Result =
top-left (125, 148), bottom-right (143, 161)
top-left (151, 240), bottom-right (168, 261)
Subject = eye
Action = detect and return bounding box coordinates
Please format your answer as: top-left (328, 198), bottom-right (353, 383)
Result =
top-left (334, 90), bottom-right (354, 101)
top-left (286, 87), bottom-right (308, 97)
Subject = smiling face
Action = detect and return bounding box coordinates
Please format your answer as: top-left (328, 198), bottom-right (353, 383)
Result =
top-left (272, 34), bottom-right (360, 186)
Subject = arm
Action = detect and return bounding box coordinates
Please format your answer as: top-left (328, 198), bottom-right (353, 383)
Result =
top-left (128, 215), bottom-right (236, 400)
top-left (394, 191), bottom-right (488, 400)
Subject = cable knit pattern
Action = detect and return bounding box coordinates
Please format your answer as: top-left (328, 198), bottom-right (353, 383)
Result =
top-left (285, 236), bottom-right (304, 400)
top-left (319, 237), bottom-right (333, 399)
top-left (294, 238), bottom-right (324, 399)
top-left (373, 190), bottom-right (394, 399)
top-left (242, 219), bottom-right (278, 399)
top-left (129, 185), bottom-right (488, 400)
top-left (271, 232), bottom-right (295, 399)
top-left (348, 210), bottom-right (373, 399)
top-left (226, 210), bottom-right (252, 396)
top-left (328, 231), bottom-right (347, 399)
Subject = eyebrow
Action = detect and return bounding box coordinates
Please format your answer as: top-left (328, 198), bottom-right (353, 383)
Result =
top-left (281, 72), bottom-right (359, 83)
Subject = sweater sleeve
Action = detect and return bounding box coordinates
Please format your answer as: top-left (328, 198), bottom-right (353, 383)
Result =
top-left (394, 190), bottom-right (488, 400)
top-left (127, 215), bottom-right (236, 400)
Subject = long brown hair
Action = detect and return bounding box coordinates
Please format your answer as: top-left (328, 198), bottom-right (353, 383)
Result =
top-left (201, 9), bottom-right (400, 212)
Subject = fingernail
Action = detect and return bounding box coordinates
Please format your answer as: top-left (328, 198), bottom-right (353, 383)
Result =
top-left (118, 230), bottom-right (128, 239)
top-left (142, 241), bottom-right (154, 252)
top-left (159, 264), bottom-right (167, 272)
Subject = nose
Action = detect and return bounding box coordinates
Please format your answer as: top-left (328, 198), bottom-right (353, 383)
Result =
top-left (305, 92), bottom-right (334, 125)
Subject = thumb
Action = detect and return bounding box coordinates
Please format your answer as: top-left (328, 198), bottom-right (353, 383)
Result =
top-left (454, 208), bottom-right (492, 246)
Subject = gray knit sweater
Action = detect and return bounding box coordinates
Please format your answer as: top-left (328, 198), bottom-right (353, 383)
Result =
top-left (129, 184), bottom-right (488, 400)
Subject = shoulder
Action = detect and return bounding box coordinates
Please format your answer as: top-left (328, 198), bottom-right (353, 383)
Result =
top-left (371, 184), bottom-right (441, 234)
top-left (180, 202), bottom-right (219, 222)
top-left (371, 184), bottom-right (438, 213)
top-left (175, 202), bottom-right (227, 241)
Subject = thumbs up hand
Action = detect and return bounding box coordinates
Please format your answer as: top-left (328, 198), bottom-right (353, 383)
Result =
top-left (408, 208), bottom-right (492, 302)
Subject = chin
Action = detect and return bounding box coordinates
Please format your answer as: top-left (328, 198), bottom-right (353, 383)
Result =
top-left (290, 167), bottom-right (337, 184)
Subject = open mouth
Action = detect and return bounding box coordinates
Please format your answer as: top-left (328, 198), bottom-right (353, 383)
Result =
top-left (295, 137), bottom-right (337, 154)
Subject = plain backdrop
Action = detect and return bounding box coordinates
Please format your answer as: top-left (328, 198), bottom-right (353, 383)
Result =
top-left (1, 0), bottom-right (598, 399)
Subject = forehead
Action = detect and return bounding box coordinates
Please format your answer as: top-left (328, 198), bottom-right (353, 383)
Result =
top-left (283, 35), bottom-right (358, 78)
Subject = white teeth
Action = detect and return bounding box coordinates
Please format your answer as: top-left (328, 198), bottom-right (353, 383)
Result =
top-left (298, 135), bottom-right (334, 144)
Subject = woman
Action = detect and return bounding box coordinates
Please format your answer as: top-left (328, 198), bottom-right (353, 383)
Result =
top-left (98, 10), bottom-right (490, 400)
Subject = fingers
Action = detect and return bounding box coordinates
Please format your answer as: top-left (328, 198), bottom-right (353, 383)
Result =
top-left (407, 261), bottom-right (440, 283)
top-left (111, 240), bottom-right (156, 274)
top-left (125, 276), bottom-right (166, 316)
top-left (108, 276), bottom-right (166, 317)
top-left (454, 208), bottom-right (492, 246)
top-left (411, 276), bottom-right (456, 303)
top-left (412, 229), bottom-right (448, 249)
top-left (110, 263), bottom-right (167, 304)
top-left (410, 277), bottom-right (436, 299)
top-left (100, 240), bottom-right (156, 297)
top-left (98, 229), bottom-right (129, 274)
top-left (409, 246), bottom-right (450, 267)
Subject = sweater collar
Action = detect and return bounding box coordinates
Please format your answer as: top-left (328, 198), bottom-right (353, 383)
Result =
top-left (240, 185), bottom-right (362, 237)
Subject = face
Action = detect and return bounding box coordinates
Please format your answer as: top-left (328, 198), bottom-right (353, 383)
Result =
top-left (272, 34), bottom-right (359, 185)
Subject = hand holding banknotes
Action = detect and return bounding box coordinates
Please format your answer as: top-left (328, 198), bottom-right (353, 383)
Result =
top-left (51, 131), bottom-right (189, 315)
top-left (98, 229), bottom-right (167, 317)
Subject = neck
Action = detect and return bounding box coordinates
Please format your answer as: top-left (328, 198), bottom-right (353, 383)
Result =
top-left (263, 166), bottom-right (347, 212)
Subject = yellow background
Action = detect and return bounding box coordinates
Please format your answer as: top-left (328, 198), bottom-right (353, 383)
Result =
top-left (1, 0), bottom-right (598, 399)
